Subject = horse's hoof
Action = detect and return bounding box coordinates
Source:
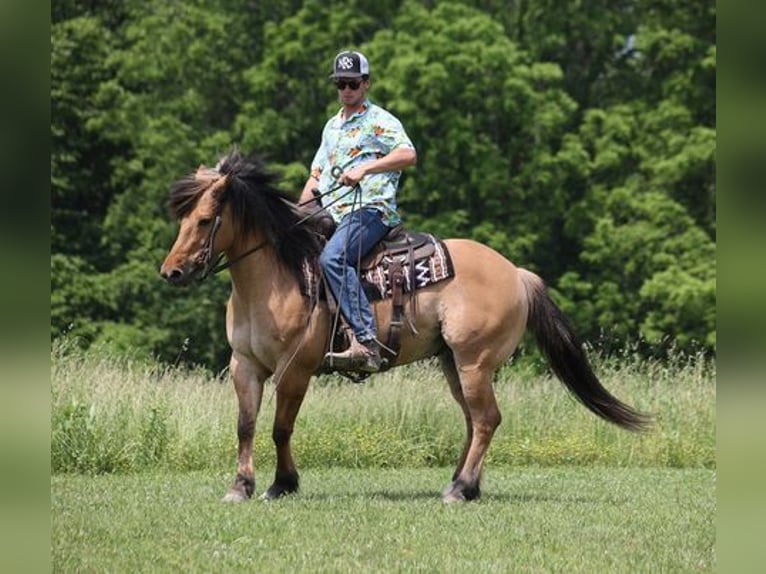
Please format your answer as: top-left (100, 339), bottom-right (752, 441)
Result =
top-left (260, 471), bottom-right (299, 501)
top-left (442, 480), bottom-right (480, 503)
top-left (222, 474), bottom-right (255, 502)
top-left (442, 491), bottom-right (465, 504)
top-left (222, 488), bottom-right (250, 502)
top-left (260, 483), bottom-right (297, 501)
top-left (442, 482), bottom-right (464, 503)
top-left (259, 490), bottom-right (276, 501)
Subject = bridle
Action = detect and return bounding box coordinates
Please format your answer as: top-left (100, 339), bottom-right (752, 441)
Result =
top-left (196, 165), bottom-right (358, 281)
top-left (198, 213), bottom-right (268, 281)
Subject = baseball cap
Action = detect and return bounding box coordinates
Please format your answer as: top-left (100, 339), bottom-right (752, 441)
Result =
top-left (330, 51), bottom-right (370, 78)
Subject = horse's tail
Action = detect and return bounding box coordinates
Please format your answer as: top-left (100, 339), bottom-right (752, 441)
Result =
top-left (519, 268), bottom-right (651, 432)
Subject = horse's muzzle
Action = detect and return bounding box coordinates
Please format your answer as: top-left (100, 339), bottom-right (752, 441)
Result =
top-left (160, 266), bottom-right (185, 286)
top-left (160, 261), bottom-right (201, 287)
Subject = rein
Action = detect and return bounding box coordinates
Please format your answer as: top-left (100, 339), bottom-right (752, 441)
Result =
top-left (197, 170), bottom-right (358, 281)
top-left (199, 214), bottom-right (268, 280)
top-left (294, 174), bottom-right (354, 225)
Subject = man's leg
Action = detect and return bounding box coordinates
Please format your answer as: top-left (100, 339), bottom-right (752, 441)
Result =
top-left (319, 208), bottom-right (389, 370)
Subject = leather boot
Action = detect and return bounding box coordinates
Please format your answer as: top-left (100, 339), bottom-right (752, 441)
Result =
top-left (324, 336), bottom-right (382, 373)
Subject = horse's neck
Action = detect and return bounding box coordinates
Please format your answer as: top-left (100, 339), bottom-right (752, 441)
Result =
top-left (227, 241), bottom-right (301, 306)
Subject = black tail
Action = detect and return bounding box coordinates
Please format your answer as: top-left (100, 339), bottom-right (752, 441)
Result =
top-left (521, 270), bottom-right (651, 432)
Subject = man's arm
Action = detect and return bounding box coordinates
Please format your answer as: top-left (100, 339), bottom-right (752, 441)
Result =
top-left (339, 147), bottom-right (417, 187)
top-left (299, 175), bottom-right (321, 205)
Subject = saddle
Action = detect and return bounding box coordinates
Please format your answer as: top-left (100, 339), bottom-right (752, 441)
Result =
top-left (303, 222), bottom-right (454, 378)
top-left (359, 225), bottom-right (443, 299)
top-left (359, 225), bottom-right (434, 268)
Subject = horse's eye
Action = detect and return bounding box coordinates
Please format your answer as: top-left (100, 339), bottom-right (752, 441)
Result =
top-left (198, 217), bottom-right (212, 228)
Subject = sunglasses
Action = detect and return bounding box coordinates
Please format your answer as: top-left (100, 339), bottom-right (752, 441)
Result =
top-left (334, 79), bottom-right (362, 90)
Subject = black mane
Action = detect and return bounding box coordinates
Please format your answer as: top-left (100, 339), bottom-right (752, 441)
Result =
top-left (170, 149), bottom-right (324, 284)
top-left (168, 173), bottom-right (210, 219)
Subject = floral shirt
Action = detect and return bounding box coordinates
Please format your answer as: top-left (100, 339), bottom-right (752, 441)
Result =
top-left (310, 99), bottom-right (415, 225)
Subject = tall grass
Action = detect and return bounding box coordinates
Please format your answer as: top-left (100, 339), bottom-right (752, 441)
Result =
top-left (51, 340), bottom-right (715, 474)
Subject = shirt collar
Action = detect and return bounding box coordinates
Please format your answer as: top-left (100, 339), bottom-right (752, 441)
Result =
top-left (337, 99), bottom-right (371, 123)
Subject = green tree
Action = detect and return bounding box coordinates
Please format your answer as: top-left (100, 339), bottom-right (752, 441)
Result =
top-left (52, 2), bottom-right (256, 367)
top-left (558, 189), bottom-right (715, 354)
top-left (51, 0), bottom-right (716, 366)
top-left (556, 101), bottom-right (715, 354)
top-left (51, 16), bottom-right (122, 265)
top-left (233, 0), bottom-right (395, 171)
top-left (362, 2), bottom-right (582, 276)
top-left (509, 0), bottom-right (638, 111)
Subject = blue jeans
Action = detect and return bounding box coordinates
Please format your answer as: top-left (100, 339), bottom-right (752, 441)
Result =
top-left (319, 208), bottom-right (390, 343)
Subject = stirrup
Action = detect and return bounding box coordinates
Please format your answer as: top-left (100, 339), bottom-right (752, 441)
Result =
top-left (324, 339), bottom-right (381, 373)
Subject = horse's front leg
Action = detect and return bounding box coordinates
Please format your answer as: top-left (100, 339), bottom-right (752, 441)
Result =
top-left (222, 351), bottom-right (266, 502)
top-left (262, 367), bottom-right (312, 500)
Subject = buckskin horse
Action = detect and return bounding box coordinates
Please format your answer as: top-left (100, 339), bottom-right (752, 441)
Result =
top-left (160, 150), bottom-right (649, 503)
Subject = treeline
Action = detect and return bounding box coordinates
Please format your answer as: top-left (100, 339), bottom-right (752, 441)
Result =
top-left (51, 0), bottom-right (716, 370)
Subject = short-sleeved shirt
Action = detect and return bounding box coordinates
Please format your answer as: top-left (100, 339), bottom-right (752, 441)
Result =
top-left (310, 99), bottom-right (414, 225)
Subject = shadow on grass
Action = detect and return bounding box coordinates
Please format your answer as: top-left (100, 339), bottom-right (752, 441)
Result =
top-left (268, 489), bottom-right (627, 505)
top-left (293, 489), bottom-right (439, 502)
top-left (502, 492), bottom-right (628, 505)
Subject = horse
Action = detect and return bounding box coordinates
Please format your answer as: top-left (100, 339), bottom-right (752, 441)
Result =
top-left (160, 150), bottom-right (649, 503)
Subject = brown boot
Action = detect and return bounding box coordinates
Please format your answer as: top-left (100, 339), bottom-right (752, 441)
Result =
top-left (324, 337), bottom-right (382, 373)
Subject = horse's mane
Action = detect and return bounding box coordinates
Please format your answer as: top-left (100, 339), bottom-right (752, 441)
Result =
top-left (169, 149), bottom-right (324, 284)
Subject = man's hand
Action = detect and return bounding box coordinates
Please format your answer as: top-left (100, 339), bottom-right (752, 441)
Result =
top-left (299, 175), bottom-right (321, 205)
top-left (339, 165), bottom-right (367, 187)
top-left (337, 147), bottom-right (417, 187)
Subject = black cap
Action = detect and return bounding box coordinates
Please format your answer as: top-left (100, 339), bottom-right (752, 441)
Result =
top-left (330, 51), bottom-right (370, 78)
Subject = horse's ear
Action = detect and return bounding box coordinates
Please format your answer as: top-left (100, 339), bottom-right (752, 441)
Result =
top-left (209, 174), bottom-right (229, 199)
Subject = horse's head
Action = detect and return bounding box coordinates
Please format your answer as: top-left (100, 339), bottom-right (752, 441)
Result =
top-left (160, 150), bottom-right (324, 288)
top-left (160, 166), bottom-right (234, 286)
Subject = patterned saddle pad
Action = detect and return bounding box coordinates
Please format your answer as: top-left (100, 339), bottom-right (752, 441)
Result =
top-left (360, 233), bottom-right (453, 301)
top-left (302, 231), bottom-right (454, 302)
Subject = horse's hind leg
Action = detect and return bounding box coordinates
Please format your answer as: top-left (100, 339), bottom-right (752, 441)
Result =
top-left (440, 351), bottom-right (472, 482)
top-left (441, 365), bottom-right (501, 503)
top-left (223, 352), bottom-right (265, 502)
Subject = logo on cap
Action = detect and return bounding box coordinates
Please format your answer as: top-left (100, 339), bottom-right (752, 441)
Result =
top-left (337, 56), bottom-right (354, 70)
top-left (331, 51), bottom-right (369, 77)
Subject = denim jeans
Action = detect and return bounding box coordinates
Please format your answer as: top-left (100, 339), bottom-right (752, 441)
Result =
top-left (319, 208), bottom-right (390, 343)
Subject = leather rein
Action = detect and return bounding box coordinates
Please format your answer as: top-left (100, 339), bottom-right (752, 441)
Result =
top-left (198, 214), bottom-right (267, 280)
top-left (197, 170), bottom-right (357, 281)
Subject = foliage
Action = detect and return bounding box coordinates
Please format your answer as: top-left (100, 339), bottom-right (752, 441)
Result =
top-left (51, 0), bottom-right (716, 369)
top-left (51, 344), bottom-right (715, 473)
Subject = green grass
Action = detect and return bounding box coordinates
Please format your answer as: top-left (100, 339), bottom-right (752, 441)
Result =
top-left (51, 467), bottom-right (715, 572)
top-left (51, 341), bottom-right (715, 473)
top-left (51, 344), bottom-right (715, 571)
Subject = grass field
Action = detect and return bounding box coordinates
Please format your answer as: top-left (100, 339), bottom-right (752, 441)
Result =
top-left (52, 467), bottom-right (715, 572)
top-left (51, 344), bottom-right (716, 571)
top-left (51, 342), bottom-right (715, 472)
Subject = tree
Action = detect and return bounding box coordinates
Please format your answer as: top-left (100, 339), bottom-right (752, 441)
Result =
top-left (52, 2), bottom-right (255, 367)
top-left (555, 101), bottom-right (716, 354)
top-left (51, 16), bottom-right (122, 266)
top-left (51, 0), bottom-right (716, 366)
top-left (362, 2), bottom-right (583, 276)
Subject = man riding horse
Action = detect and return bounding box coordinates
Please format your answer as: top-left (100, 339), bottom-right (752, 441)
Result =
top-left (298, 51), bottom-right (417, 373)
top-left (160, 52), bottom-right (648, 504)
